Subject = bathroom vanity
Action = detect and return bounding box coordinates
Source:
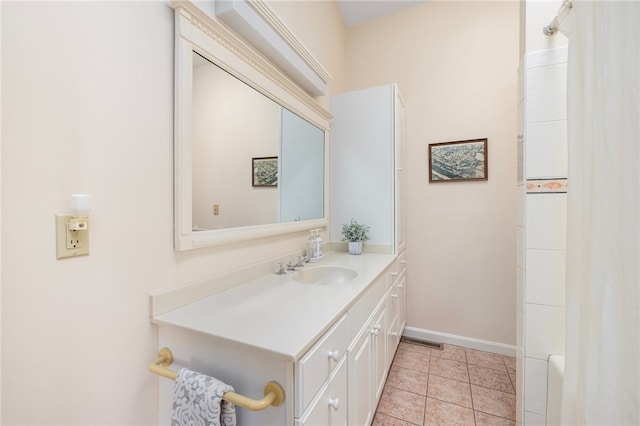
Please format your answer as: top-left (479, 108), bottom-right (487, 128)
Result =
top-left (156, 1), bottom-right (408, 424)
top-left (152, 251), bottom-right (407, 425)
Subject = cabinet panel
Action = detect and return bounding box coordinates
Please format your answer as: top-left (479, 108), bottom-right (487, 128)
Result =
top-left (296, 314), bottom-right (348, 416)
top-left (348, 327), bottom-right (373, 426)
top-left (388, 283), bottom-right (399, 325)
top-left (397, 271), bottom-right (407, 332)
top-left (348, 274), bottom-right (386, 341)
top-left (330, 84), bottom-right (403, 254)
top-left (387, 316), bottom-right (399, 368)
top-left (397, 250), bottom-right (407, 275)
top-left (395, 91), bottom-right (406, 252)
top-left (371, 301), bottom-right (388, 403)
top-left (296, 355), bottom-right (348, 426)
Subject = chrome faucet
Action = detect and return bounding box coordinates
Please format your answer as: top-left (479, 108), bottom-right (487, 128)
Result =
top-left (289, 255), bottom-right (308, 270)
top-left (275, 254), bottom-right (308, 275)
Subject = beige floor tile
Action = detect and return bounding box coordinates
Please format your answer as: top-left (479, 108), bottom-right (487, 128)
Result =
top-left (424, 398), bottom-right (475, 426)
top-left (427, 375), bottom-right (472, 408)
top-left (387, 365), bottom-right (429, 395)
top-left (430, 344), bottom-right (467, 364)
top-left (508, 372), bottom-right (516, 390)
top-left (474, 411), bottom-right (516, 426)
top-left (375, 343), bottom-right (520, 425)
top-left (471, 385), bottom-right (516, 421)
top-left (393, 347), bottom-right (430, 373)
top-left (430, 356), bottom-right (469, 382)
top-left (466, 348), bottom-right (508, 371)
top-left (503, 356), bottom-right (516, 375)
top-left (468, 364), bottom-right (515, 394)
top-left (372, 412), bottom-right (419, 426)
top-left (377, 386), bottom-right (426, 425)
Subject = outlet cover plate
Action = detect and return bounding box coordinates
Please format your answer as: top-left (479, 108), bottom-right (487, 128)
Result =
top-left (55, 214), bottom-right (90, 259)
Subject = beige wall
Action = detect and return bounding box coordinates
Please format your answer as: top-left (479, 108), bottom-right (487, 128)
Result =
top-left (269, 0), bottom-right (348, 107)
top-left (346, 1), bottom-right (520, 345)
top-left (0, 1), bottom-right (345, 424)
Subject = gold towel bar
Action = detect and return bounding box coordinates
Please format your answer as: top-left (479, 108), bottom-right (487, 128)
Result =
top-left (149, 348), bottom-right (285, 411)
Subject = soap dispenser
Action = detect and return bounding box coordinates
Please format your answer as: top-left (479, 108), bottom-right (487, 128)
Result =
top-left (307, 230), bottom-right (316, 260)
top-left (309, 230), bottom-right (324, 261)
top-left (315, 230), bottom-right (324, 258)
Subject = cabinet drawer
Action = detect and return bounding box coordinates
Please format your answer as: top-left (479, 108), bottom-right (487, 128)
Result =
top-left (348, 274), bottom-right (386, 341)
top-left (397, 250), bottom-right (407, 275)
top-left (296, 355), bottom-right (348, 426)
top-left (388, 283), bottom-right (399, 325)
top-left (296, 314), bottom-right (348, 417)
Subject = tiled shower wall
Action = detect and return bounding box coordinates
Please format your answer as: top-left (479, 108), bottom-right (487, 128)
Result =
top-left (516, 47), bottom-right (568, 426)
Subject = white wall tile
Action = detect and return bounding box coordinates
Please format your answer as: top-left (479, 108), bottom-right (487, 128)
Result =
top-left (517, 266), bottom-right (525, 313)
top-left (526, 47), bottom-right (567, 69)
top-left (526, 63), bottom-right (567, 124)
top-left (517, 184), bottom-right (526, 227)
top-left (525, 357), bottom-right (548, 415)
top-left (517, 305), bottom-right (524, 349)
top-left (525, 194), bottom-right (567, 250)
top-left (518, 101), bottom-right (525, 185)
top-left (525, 249), bottom-right (566, 306)
top-left (524, 411), bottom-right (547, 426)
top-left (517, 306), bottom-right (524, 354)
top-left (516, 348), bottom-right (525, 426)
top-left (525, 303), bottom-right (565, 360)
top-left (518, 226), bottom-right (526, 268)
top-left (526, 120), bottom-right (568, 179)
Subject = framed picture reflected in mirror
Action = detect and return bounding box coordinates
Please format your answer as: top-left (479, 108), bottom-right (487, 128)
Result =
top-left (252, 156), bottom-right (278, 187)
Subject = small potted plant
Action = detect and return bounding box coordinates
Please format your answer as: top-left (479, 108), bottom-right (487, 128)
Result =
top-left (341, 218), bottom-right (370, 255)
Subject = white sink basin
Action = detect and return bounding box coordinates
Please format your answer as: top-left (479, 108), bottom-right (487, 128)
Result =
top-left (292, 266), bottom-right (358, 285)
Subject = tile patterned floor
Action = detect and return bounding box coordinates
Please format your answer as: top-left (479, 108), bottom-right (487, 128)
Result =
top-left (373, 342), bottom-right (517, 426)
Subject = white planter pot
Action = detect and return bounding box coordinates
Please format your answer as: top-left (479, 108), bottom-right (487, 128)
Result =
top-left (348, 241), bottom-right (363, 255)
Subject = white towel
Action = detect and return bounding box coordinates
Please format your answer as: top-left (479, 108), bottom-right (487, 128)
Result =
top-left (172, 368), bottom-right (236, 426)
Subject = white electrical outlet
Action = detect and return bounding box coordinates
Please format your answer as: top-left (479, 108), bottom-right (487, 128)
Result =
top-left (55, 215), bottom-right (90, 259)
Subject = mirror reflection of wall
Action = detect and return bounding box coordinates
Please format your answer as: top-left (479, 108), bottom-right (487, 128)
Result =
top-left (279, 109), bottom-right (324, 222)
top-left (192, 52), bottom-right (280, 230)
top-left (191, 51), bottom-right (324, 231)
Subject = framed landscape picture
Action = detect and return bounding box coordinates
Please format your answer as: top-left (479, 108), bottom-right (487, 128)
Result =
top-left (428, 138), bottom-right (488, 183)
top-left (252, 156), bottom-right (278, 187)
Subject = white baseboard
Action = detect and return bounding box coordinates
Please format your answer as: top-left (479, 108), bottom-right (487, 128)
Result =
top-left (403, 326), bottom-right (517, 357)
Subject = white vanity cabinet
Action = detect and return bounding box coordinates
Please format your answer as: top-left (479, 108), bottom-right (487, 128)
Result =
top-left (295, 314), bottom-right (349, 424)
top-left (330, 83), bottom-right (406, 255)
top-left (152, 252), bottom-right (405, 426)
top-left (295, 355), bottom-right (348, 426)
top-left (387, 250), bottom-right (407, 363)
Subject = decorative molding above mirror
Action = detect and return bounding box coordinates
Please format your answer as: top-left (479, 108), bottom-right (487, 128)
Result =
top-left (216, 0), bottom-right (331, 96)
top-left (173, 1), bottom-right (331, 251)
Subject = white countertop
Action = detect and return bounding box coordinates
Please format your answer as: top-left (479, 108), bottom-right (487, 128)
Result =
top-left (152, 252), bottom-right (395, 361)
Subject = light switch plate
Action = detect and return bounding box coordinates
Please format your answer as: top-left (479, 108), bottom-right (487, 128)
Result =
top-left (55, 214), bottom-right (90, 259)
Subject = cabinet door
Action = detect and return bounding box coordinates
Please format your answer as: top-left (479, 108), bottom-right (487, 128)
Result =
top-left (371, 301), bottom-right (387, 403)
top-left (387, 281), bottom-right (399, 367)
top-left (296, 314), bottom-right (348, 416)
top-left (296, 356), bottom-right (348, 426)
top-left (397, 272), bottom-right (407, 332)
top-left (395, 88), bottom-right (406, 252)
top-left (330, 85), bottom-right (395, 249)
top-left (348, 329), bottom-right (373, 426)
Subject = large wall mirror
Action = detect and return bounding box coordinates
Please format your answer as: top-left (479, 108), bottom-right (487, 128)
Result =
top-left (174, 3), bottom-right (331, 250)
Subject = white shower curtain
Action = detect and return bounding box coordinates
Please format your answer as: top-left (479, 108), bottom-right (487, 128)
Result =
top-left (561, 1), bottom-right (640, 424)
